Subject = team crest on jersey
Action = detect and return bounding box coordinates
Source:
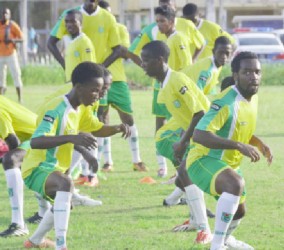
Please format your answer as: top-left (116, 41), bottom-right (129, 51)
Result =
top-left (179, 45), bottom-right (186, 50)
top-left (239, 121), bottom-right (248, 126)
top-left (98, 26), bottom-right (104, 33)
top-left (211, 103), bottom-right (221, 111)
top-left (173, 100), bottom-right (181, 108)
top-left (85, 48), bottom-right (91, 53)
top-left (221, 212), bottom-right (233, 223)
top-left (43, 115), bottom-right (55, 124)
top-left (179, 86), bottom-right (188, 95)
top-left (74, 51), bottom-right (80, 57)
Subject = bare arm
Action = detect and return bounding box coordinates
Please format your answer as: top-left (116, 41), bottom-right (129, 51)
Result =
top-left (193, 129), bottom-right (260, 162)
top-left (125, 50), bottom-right (142, 67)
top-left (47, 36), bottom-right (65, 69)
top-left (102, 45), bottom-right (122, 68)
top-left (192, 44), bottom-right (204, 63)
top-left (92, 124), bottom-right (130, 139)
top-left (249, 135), bottom-right (273, 165)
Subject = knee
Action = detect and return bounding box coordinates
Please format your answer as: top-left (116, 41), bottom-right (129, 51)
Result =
top-left (225, 175), bottom-right (244, 196)
top-left (58, 176), bottom-right (74, 192)
top-left (122, 114), bottom-right (134, 126)
top-left (234, 203), bottom-right (246, 220)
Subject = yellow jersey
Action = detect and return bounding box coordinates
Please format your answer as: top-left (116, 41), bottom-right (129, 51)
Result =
top-left (0, 96), bottom-right (36, 142)
top-left (181, 56), bottom-right (222, 95)
top-left (192, 19), bottom-right (235, 60)
top-left (187, 86), bottom-right (258, 169)
top-left (157, 69), bottom-right (210, 130)
top-left (22, 95), bottom-right (103, 178)
top-left (65, 33), bottom-right (96, 82)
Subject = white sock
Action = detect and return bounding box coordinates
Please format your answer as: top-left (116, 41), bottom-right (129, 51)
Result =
top-left (156, 153), bottom-right (167, 170)
top-left (97, 137), bottom-right (104, 167)
top-left (103, 137), bottom-right (113, 164)
top-left (81, 159), bottom-right (89, 176)
top-left (5, 168), bottom-right (24, 227)
top-left (29, 208), bottom-right (54, 245)
top-left (165, 187), bottom-right (184, 205)
top-left (35, 192), bottom-right (51, 217)
top-left (184, 185), bottom-right (209, 232)
top-left (225, 219), bottom-right (242, 242)
top-left (128, 124), bottom-right (141, 163)
top-left (54, 191), bottom-right (72, 250)
top-left (210, 192), bottom-right (240, 250)
top-left (69, 150), bottom-right (83, 174)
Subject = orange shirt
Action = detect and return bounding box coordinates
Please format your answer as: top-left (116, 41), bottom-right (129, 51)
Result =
top-left (0, 20), bottom-right (23, 56)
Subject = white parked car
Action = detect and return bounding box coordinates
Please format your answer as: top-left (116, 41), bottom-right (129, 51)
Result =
top-left (273, 29), bottom-right (284, 45)
top-left (232, 32), bottom-right (284, 61)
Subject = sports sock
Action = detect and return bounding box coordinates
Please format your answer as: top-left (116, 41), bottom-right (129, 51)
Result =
top-left (97, 137), bottom-right (104, 166)
top-left (165, 187), bottom-right (184, 205)
top-left (69, 150), bottom-right (82, 175)
top-left (29, 208), bottom-right (54, 245)
top-left (103, 137), bottom-right (113, 164)
top-left (128, 124), bottom-right (141, 163)
top-left (81, 159), bottom-right (89, 176)
top-left (35, 192), bottom-right (51, 217)
top-left (54, 191), bottom-right (72, 250)
top-left (184, 185), bottom-right (209, 231)
top-left (210, 192), bottom-right (240, 250)
top-left (156, 153), bottom-right (167, 170)
top-left (5, 168), bottom-right (24, 227)
top-left (224, 219), bottom-right (242, 242)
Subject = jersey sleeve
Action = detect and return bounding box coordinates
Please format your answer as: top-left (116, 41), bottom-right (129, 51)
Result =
top-left (107, 15), bottom-right (120, 49)
top-left (188, 23), bottom-right (205, 50)
top-left (196, 101), bottom-right (230, 132)
top-left (0, 110), bottom-right (14, 140)
top-left (119, 24), bottom-right (130, 48)
top-left (32, 110), bottom-right (59, 138)
top-left (11, 21), bottom-right (23, 39)
top-left (50, 9), bottom-right (69, 39)
top-left (79, 106), bottom-right (104, 133)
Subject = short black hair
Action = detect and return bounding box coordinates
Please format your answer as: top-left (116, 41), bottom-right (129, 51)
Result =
top-left (159, 0), bottom-right (175, 4)
top-left (221, 76), bottom-right (235, 91)
top-left (231, 52), bottom-right (258, 73)
top-left (98, 0), bottom-right (110, 9)
top-left (214, 36), bottom-right (231, 49)
top-left (154, 6), bottom-right (175, 20)
top-left (71, 62), bottom-right (104, 85)
top-left (102, 67), bottom-right (111, 78)
top-left (183, 3), bottom-right (198, 16)
top-left (142, 41), bottom-right (170, 62)
top-left (66, 9), bottom-right (83, 23)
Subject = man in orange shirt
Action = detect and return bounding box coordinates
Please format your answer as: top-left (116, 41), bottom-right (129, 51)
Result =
top-left (0, 8), bottom-right (23, 103)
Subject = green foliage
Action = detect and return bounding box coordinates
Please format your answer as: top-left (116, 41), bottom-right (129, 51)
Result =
top-left (1, 86), bottom-right (284, 250)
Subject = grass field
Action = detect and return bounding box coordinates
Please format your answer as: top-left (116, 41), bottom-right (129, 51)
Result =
top-left (0, 85), bottom-right (284, 250)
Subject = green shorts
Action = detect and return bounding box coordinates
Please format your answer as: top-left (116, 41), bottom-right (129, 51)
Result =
top-left (156, 127), bottom-right (183, 166)
top-left (187, 156), bottom-right (246, 204)
top-left (24, 164), bottom-right (57, 203)
top-left (99, 81), bottom-right (132, 114)
top-left (152, 81), bottom-right (171, 119)
top-left (18, 140), bottom-right (31, 151)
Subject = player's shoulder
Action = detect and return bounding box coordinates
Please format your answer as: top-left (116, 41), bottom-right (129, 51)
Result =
top-left (202, 19), bottom-right (221, 29)
top-left (96, 7), bottom-right (116, 22)
top-left (211, 86), bottom-right (238, 109)
top-left (176, 17), bottom-right (195, 28)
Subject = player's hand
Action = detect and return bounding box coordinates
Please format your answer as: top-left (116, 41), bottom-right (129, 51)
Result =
top-left (238, 143), bottom-right (260, 163)
top-left (173, 141), bottom-right (187, 164)
top-left (119, 123), bottom-right (131, 139)
top-left (84, 153), bottom-right (99, 174)
top-left (71, 133), bottom-right (97, 150)
top-left (259, 143), bottom-right (273, 165)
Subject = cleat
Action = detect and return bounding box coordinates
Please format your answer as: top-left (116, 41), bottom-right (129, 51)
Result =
top-left (72, 193), bottom-right (102, 207)
top-left (26, 212), bottom-right (43, 224)
top-left (161, 174), bottom-right (176, 185)
top-left (73, 175), bottom-right (88, 185)
top-left (195, 230), bottom-right (212, 244)
top-left (24, 238), bottom-right (55, 248)
top-left (101, 163), bottom-right (113, 172)
top-left (172, 220), bottom-right (198, 232)
top-left (157, 167), bottom-right (167, 178)
top-left (206, 208), bottom-right (215, 218)
top-left (133, 162), bottom-right (148, 172)
top-left (0, 223), bottom-right (29, 237)
top-left (163, 198), bottom-right (187, 207)
top-left (225, 235), bottom-right (254, 250)
top-left (83, 176), bottom-right (99, 187)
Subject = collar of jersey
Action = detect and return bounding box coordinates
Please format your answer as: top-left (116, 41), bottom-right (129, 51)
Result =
top-left (80, 5), bottom-right (100, 16)
top-left (70, 33), bottom-right (84, 43)
top-left (63, 95), bottom-right (78, 112)
top-left (232, 85), bottom-right (250, 102)
top-left (161, 68), bottom-right (172, 89)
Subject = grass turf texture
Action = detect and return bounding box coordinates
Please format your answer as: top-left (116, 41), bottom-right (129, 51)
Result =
top-left (0, 85), bottom-right (283, 250)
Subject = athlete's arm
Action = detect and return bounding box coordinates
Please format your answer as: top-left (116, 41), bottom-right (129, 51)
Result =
top-left (5, 134), bottom-right (20, 151)
top-left (47, 36), bottom-right (65, 69)
top-left (74, 145), bottom-right (98, 173)
top-left (125, 50), bottom-right (142, 67)
top-left (193, 129), bottom-right (260, 162)
top-left (249, 135), bottom-right (273, 165)
top-left (102, 45), bottom-right (122, 68)
top-left (92, 124), bottom-right (130, 139)
top-left (192, 44), bottom-right (204, 63)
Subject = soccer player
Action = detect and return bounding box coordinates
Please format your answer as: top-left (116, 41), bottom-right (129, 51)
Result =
top-left (128, 0), bottom-right (205, 177)
top-left (141, 41), bottom-right (212, 245)
top-left (186, 52), bottom-right (273, 249)
top-left (48, 0), bottom-right (147, 172)
top-left (182, 3), bottom-right (235, 60)
top-left (22, 62), bottom-right (130, 249)
top-left (181, 36), bottom-right (232, 95)
top-left (64, 9), bottom-right (96, 82)
top-left (0, 96), bottom-right (36, 237)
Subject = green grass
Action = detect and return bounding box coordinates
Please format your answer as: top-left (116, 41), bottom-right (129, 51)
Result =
top-left (0, 86), bottom-right (284, 249)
